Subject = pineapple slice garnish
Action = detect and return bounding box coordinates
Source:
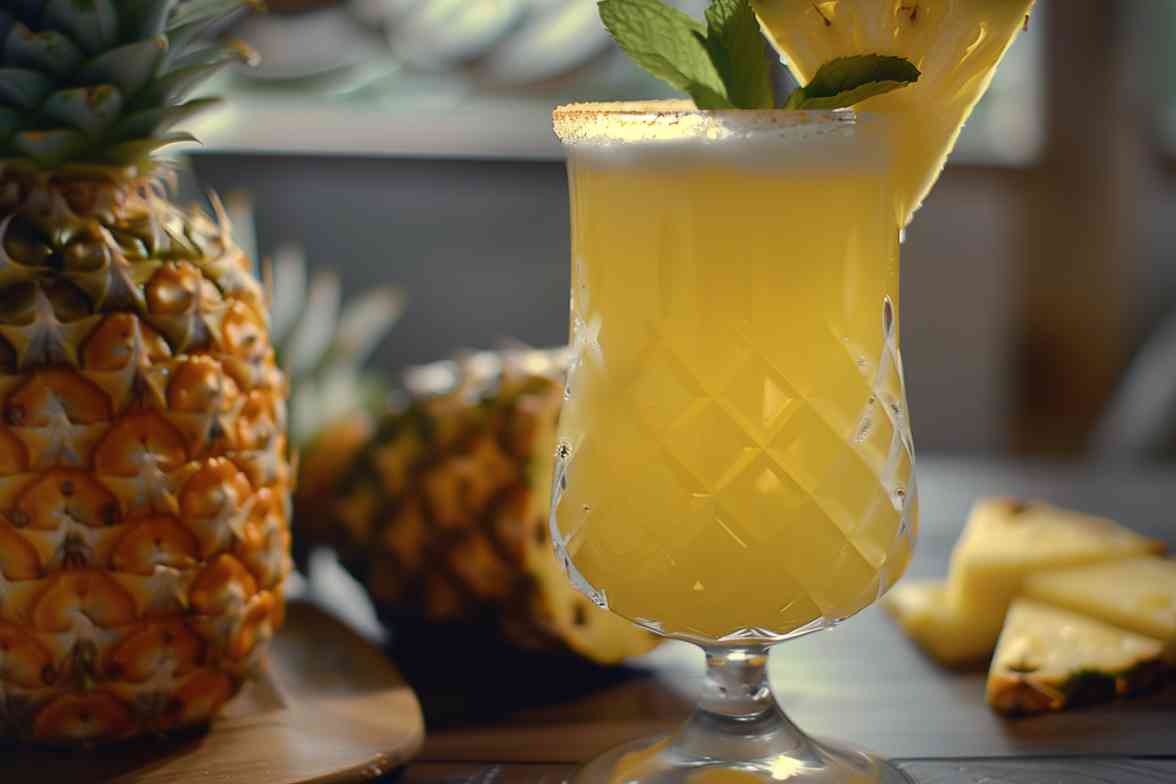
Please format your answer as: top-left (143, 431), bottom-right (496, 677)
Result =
top-left (754, 0), bottom-right (1037, 224)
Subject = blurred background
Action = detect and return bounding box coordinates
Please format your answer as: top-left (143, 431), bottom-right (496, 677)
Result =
top-left (180, 0), bottom-right (1176, 461)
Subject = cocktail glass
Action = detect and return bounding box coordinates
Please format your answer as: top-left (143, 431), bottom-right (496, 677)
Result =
top-left (550, 101), bottom-right (918, 784)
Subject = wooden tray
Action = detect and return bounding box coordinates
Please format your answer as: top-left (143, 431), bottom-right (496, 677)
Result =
top-left (2, 600), bottom-right (425, 784)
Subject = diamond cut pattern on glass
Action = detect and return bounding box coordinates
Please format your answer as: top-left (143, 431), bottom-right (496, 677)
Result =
top-left (552, 435), bottom-right (602, 560)
top-left (627, 340), bottom-right (702, 434)
top-left (769, 405), bottom-right (880, 532)
top-left (663, 400), bottom-right (756, 492)
top-left (549, 442), bottom-right (608, 610)
top-left (720, 350), bottom-right (799, 441)
top-left (669, 317), bottom-right (757, 395)
top-left (715, 452), bottom-right (880, 621)
top-left (554, 291), bottom-right (919, 641)
top-left (852, 396), bottom-right (892, 472)
top-left (717, 455), bottom-right (810, 528)
top-left (851, 296), bottom-right (914, 511)
top-left (846, 496), bottom-right (892, 569)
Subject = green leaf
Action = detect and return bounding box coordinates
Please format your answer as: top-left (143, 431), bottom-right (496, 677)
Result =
top-left (0, 68), bottom-right (53, 110)
top-left (43, 0), bottom-right (120, 55)
top-left (269, 244), bottom-right (307, 345)
top-left (598, 0), bottom-right (732, 110)
top-left (702, 0), bottom-right (774, 109)
top-left (42, 86), bottom-right (124, 135)
top-left (282, 269), bottom-right (341, 376)
top-left (109, 97), bottom-right (221, 140)
top-left (0, 106), bottom-right (20, 141)
top-left (12, 128), bottom-right (90, 167)
top-left (785, 54), bottom-right (920, 110)
top-left (168, 42), bottom-right (247, 70)
top-left (130, 56), bottom-right (238, 109)
top-left (164, 0), bottom-right (259, 68)
top-left (331, 287), bottom-right (405, 368)
top-left (104, 131), bottom-right (198, 165)
top-left (3, 24), bottom-right (84, 78)
top-left (163, 17), bottom-right (221, 64)
top-left (79, 37), bottom-right (168, 97)
top-left (119, 0), bottom-right (177, 40)
top-left (167, 0), bottom-right (256, 31)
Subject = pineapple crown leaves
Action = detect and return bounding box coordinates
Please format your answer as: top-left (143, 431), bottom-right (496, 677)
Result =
top-left (0, 0), bottom-right (263, 169)
top-left (277, 252), bottom-right (405, 448)
top-left (266, 245), bottom-right (406, 381)
top-left (226, 192), bottom-right (404, 448)
top-left (403, 344), bottom-right (572, 403)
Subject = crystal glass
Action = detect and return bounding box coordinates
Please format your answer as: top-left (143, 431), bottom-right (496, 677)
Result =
top-left (550, 102), bottom-right (918, 784)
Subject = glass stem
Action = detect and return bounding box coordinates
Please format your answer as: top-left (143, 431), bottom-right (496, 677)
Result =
top-left (573, 643), bottom-right (910, 782)
top-left (696, 648), bottom-right (776, 720)
top-left (672, 645), bottom-right (817, 762)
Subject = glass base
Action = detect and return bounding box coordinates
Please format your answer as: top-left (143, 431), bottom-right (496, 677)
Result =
top-left (573, 648), bottom-right (911, 784)
top-left (575, 732), bottom-right (912, 784)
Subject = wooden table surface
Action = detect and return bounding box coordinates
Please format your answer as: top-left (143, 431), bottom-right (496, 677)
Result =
top-left (352, 457), bottom-right (1176, 784)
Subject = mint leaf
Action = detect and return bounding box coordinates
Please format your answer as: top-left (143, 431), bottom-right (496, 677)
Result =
top-left (701, 0), bottom-right (774, 109)
top-left (599, 0), bottom-right (732, 110)
top-left (785, 55), bottom-right (920, 110)
top-left (597, 3), bottom-right (915, 113)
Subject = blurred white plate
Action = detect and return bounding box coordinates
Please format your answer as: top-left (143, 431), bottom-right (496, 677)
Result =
top-left (476, 0), bottom-right (612, 85)
top-left (350, 0), bottom-right (419, 30)
top-left (387, 0), bottom-right (527, 70)
top-left (234, 8), bottom-right (386, 82)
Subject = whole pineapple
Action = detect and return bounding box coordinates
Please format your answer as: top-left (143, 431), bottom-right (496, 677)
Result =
top-left (318, 348), bottom-right (658, 664)
top-left (0, 0), bottom-right (292, 743)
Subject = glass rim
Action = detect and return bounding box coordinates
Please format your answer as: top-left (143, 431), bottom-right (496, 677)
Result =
top-left (552, 99), bottom-right (872, 146)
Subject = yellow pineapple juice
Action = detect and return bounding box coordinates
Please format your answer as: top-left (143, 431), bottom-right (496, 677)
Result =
top-left (551, 103), bottom-right (917, 642)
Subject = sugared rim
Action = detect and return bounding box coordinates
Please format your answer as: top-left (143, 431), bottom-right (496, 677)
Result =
top-left (553, 100), bottom-right (859, 145)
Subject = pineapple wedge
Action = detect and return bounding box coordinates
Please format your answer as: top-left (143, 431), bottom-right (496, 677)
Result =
top-left (987, 599), bottom-right (1169, 716)
top-left (883, 580), bottom-right (989, 666)
top-left (754, 0), bottom-right (1037, 224)
top-left (948, 499), bottom-right (1165, 656)
top-left (883, 498), bottom-right (1165, 665)
top-left (1024, 558), bottom-right (1176, 664)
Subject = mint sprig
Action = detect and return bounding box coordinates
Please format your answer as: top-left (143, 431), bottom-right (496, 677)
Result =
top-left (598, 0), bottom-right (732, 109)
top-left (701, 0), bottom-right (774, 110)
top-left (599, 0), bottom-right (920, 111)
top-left (784, 55), bottom-right (922, 110)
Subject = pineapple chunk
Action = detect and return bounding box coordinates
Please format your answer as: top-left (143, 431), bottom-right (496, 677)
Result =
top-left (883, 498), bottom-right (1164, 665)
top-left (1023, 558), bottom-right (1176, 663)
top-left (882, 580), bottom-right (991, 666)
top-left (945, 498), bottom-right (1164, 662)
top-left (988, 599), bottom-right (1168, 716)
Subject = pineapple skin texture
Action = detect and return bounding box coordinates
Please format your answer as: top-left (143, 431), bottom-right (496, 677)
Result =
top-left (0, 167), bottom-right (292, 743)
top-left (315, 355), bottom-right (658, 665)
